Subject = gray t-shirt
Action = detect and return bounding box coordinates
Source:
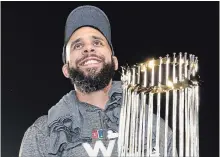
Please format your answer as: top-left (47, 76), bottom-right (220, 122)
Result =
top-left (19, 81), bottom-right (175, 157)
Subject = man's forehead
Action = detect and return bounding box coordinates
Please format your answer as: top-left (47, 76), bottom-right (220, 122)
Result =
top-left (69, 27), bottom-right (106, 42)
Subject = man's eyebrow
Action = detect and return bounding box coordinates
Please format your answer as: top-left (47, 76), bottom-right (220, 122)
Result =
top-left (70, 38), bottom-right (82, 48)
top-left (91, 35), bottom-right (104, 41)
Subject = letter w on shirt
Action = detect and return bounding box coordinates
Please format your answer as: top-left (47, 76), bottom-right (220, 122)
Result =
top-left (83, 140), bottom-right (116, 157)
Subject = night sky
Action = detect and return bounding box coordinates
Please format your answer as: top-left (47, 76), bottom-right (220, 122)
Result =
top-left (2, 1), bottom-right (219, 157)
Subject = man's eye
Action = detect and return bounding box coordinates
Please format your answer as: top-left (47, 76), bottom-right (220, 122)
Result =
top-left (93, 40), bottom-right (103, 46)
top-left (73, 43), bottom-right (83, 50)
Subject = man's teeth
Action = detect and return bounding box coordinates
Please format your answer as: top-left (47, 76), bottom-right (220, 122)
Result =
top-left (84, 60), bottom-right (99, 65)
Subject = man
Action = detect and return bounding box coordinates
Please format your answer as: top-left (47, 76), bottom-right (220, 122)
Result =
top-left (19, 5), bottom-right (174, 157)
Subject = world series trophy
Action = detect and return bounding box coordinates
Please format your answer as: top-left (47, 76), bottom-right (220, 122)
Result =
top-left (118, 52), bottom-right (200, 157)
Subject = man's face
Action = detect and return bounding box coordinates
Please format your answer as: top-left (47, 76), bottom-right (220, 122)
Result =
top-left (66, 27), bottom-right (113, 75)
top-left (63, 27), bottom-right (118, 93)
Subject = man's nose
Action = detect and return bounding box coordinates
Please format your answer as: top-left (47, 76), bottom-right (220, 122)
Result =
top-left (83, 44), bottom-right (95, 54)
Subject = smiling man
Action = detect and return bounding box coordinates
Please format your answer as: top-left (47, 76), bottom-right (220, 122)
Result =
top-left (19, 5), bottom-right (175, 157)
top-left (63, 26), bottom-right (118, 101)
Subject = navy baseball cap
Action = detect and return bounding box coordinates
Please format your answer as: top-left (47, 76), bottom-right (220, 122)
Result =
top-left (62, 5), bottom-right (114, 64)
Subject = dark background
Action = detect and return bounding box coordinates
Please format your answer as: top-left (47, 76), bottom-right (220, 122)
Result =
top-left (2, 1), bottom-right (219, 157)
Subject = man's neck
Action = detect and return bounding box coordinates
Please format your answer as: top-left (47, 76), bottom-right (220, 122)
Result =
top-left (74, 81), bottom-right (112, 110)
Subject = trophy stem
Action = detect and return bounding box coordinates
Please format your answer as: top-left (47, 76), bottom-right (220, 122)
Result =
top-left (146, 59), bottom-right (155, 157)
top-left (118, 68), bottom-right (126, 157)
top-left (155, 57), bottom-right (162, 155)
top-left (141, 65), bottom-right (147, 157)
top-left (179, 52), bottom-right (184, 157)
top-left (124, 69), bottom-right (132, 157)
top-left (195, 57), bottom-right (200, 157)
top-left (195, 85), bottom-right (200, 157)
top-left (134, 65), bottom-right (141, 156)
top-left (164, 55), bottom-right (170, 157)
top-left (129, 67), bottom-right (136, 156)
top-left (172, 53), bottom-right (177, 157)
top-left (184, 52), bottom-right (190, 157)
top-left (118, 84), bottom-right (127, 157)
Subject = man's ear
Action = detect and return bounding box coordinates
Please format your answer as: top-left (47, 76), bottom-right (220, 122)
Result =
top-left (62, 64), bottom-right (70, 78)
top-left (112, 56), bottom-right (118, 70)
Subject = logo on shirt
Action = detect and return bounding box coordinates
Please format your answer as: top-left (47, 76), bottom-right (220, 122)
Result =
top-left (83, 130), bottom-right (118, 157)
top-left (92, 129), bottom-right (104, 139)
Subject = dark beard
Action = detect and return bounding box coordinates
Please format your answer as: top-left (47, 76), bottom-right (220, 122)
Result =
top-left (67, 58), bottom-right (115, 93)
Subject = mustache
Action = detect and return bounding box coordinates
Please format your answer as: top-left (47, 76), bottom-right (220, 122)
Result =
top-left (76, 54), bottom-right (105, 66)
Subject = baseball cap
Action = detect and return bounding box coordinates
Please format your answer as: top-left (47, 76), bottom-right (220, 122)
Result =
top-left (62, 5), bottom-right (114, 64)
